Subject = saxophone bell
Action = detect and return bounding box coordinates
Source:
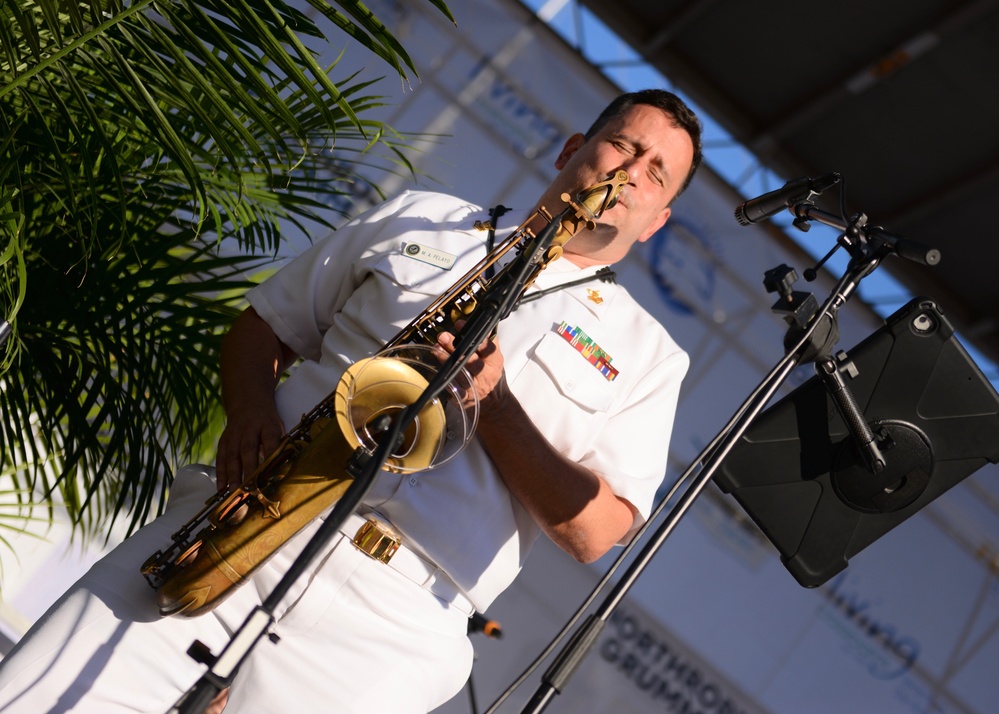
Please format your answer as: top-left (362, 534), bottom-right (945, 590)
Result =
top-left (338, 344), bottom-right (479, 473)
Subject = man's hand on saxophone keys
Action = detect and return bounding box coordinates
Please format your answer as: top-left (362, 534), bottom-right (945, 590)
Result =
top-left (216, 307), bottom-right (297, 493)
top-left (432, 327), bottom-right (506, 409)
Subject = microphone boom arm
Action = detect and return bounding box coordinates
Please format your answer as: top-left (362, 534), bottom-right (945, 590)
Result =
top-left (791, 203), bottom-right (941, 267)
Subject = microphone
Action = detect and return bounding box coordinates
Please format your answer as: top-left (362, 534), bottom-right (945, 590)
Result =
top-left (734, 173), bottom-right (841, 226)
top-left (469, 612), bottom-right (503, 639)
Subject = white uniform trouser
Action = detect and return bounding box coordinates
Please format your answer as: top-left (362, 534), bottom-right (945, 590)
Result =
top-left (0, 466), bottom-right (474, 713)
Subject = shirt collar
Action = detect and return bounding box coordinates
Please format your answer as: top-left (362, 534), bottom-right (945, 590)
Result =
top-left (528, 258), bottom-right (617, 318)
top-left (472, 210), bottom-right (618, 318)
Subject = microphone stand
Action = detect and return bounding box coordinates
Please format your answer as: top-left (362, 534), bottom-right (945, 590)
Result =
top-left (515, 203), bottom-right (940, 713)
top-left (169, 204), bottom-right (573, 714)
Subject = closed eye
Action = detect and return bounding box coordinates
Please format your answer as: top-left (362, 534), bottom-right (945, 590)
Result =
top-left (611, 139), bottom-right (634, 155)
top-left (611, 137), bottom-right (666, 186)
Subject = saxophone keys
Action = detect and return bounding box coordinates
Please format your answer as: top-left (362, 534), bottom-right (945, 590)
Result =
top-left (210, 489), bottom-right (251, 527)
top-left (251, 489), bottom-right (282, 519)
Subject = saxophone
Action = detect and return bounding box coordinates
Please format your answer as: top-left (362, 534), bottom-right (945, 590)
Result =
top-left (141, 171), bottom-right (628, 617)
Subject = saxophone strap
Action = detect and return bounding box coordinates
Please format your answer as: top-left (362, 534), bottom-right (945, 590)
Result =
top-left (514, 266), bottom-right (617, 309)
top-left (479, 205), bottom-right (617, 310)
top-left (484, 204), bottom-right (511, 281)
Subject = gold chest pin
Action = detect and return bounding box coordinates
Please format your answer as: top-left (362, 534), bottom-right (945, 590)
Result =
top-left (587, 289), bottom-right (603, 305)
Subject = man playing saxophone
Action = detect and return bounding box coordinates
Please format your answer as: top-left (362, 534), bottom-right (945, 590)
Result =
top-left (0, 88), bottom-right (702, 713)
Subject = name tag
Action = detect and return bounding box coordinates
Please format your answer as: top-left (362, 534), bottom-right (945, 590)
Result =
top-left (402, 242), bottom-right (456, 270)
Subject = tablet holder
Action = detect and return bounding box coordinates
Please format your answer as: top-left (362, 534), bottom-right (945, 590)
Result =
top-left (715, 295), bottom-right (999, 587)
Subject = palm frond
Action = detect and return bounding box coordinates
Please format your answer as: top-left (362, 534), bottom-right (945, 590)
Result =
top-left (0, 0), bottom-right (454, 542)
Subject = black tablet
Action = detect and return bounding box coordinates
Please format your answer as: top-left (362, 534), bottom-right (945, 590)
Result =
top-left (715, 297), bottom-right (999, 587)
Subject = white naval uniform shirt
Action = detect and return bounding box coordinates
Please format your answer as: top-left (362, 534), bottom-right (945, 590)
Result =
top-left (247, 190), bottom-right (689, 612)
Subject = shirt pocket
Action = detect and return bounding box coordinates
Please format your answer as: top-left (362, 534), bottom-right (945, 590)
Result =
top-left (353, 243), bottom-right (482, 344)
top-left (531, 329), bottom-right (616, 413)
top-left (370, 251), bottom-right (449, 296)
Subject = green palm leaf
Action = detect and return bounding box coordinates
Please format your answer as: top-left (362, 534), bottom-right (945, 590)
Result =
top-left (0, 0), bottom-right (452, 545)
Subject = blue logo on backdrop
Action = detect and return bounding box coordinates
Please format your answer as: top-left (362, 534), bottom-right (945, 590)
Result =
top-left (822, 574), bottom-right (920, 680)
top-left (648, 217), bottom-right (720, 316)
top-left (466, 58), bottom-right (565, 160)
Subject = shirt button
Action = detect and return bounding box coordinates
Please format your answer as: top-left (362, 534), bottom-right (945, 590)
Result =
top-left (409, 476), bottom-right (419, 486)
top-left (564, 380), bottom-right (575, 391)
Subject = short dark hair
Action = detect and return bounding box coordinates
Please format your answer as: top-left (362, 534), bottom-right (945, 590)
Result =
top-left (584, 89), bottom-right (703, 202)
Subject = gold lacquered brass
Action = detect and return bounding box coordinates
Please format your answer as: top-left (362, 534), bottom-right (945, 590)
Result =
top-left (141, 172), bottom-right (628, 617)
top-left (352, 520), bottom-right (402, 564)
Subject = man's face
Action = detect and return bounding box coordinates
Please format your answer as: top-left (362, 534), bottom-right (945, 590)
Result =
top-left (548, 104), bottom-right (695, 267)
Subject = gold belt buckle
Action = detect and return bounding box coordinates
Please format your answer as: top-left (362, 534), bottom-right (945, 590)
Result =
top-left (352, 518), bottom-right (401, 564)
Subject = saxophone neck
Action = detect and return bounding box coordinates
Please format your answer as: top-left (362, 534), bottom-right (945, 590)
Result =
top-left (561, 169), bottom-right (630, 237)
top-left (529, 169), bottom-right (630, 267)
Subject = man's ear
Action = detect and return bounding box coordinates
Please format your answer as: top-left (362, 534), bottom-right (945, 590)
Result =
top-left (554, 133), bottom-right (586, 170)
top-left (639, 207), bottom-right (671, 243)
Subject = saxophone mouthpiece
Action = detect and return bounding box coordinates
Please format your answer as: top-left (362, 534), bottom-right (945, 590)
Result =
top-left (576, 170), bottom-right (629, 221)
